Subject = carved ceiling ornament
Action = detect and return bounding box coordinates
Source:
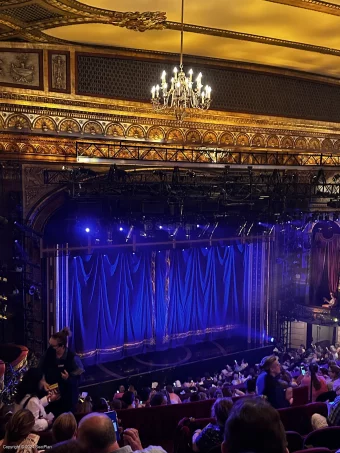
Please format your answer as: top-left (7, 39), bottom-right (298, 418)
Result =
top-left (113, 11), bottom-right (166, 32)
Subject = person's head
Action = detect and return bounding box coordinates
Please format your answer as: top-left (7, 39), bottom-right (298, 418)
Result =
top-left (50, 439), bottom-right (86, 453)
top-left (128, 384), bottom-right (135, 393)
top-left (49, 326), bottom-right (72, 353)
top-left (139, 387), bottom-right (151, 403)
top-left (111, 399), bottom-right (122, 411)
top-left (52, 412), bottom-right (77, 443)
top-left (150, 392), bottom-right (167, 406)
top-left (4, 409), bottom-right (35, 445)
top-left (331, 292), bottom-right (335, 297)
top-left (211, 397), bottom-right (233, 427)
top-left (166, 385), bottom-right (174, 394)
top-left (330, 345), bottom-right (336, 353)
top-left (222, 397), bottom-right (287, 453)
top-left (118, 385), bottom-right (125, 393)
top-left (260, 355), bottom-right (281, 377)
top-left (121, 391), bottom-right (135, 408)
top-left (232, 373), bottom-right (239, 380)
top-left (15, 367), bottom-right (43, 403)
top-left (189, 392), bottom-right (200, 402)
top-left (329, 365), bottom-right (340, 380)
top-left (246, 378), bottom-right (257, 394)
top-left (198, 392), bottom-right (207, 400)
top-left (77, 413), bottom-right (117, 453)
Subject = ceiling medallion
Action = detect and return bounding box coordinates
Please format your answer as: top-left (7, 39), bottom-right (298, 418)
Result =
top-left (150, 0), bottom-right (212, 122)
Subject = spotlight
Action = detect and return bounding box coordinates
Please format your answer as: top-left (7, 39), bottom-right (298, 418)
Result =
top-left (85, 228), bottom-right (90, 233)
top-left (270, 337), bottom-right (275, 343)
top-left (159, 226), bottom-right (163, 229)
top-left (197, 224), bottom-right (200, 228)
top-left (334, 318), bottom-right (338, 323)
top-left (119, 227), bottom-right (123, 232)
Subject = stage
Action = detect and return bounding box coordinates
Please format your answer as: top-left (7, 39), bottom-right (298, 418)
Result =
top-left (79, 339), bottom-right (274, 400)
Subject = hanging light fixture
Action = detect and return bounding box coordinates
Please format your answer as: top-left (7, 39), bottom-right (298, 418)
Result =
top-left (151, 0), bottom-right (212, 122)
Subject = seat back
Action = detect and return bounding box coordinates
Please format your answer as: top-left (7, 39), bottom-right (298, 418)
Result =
top-left (294, 449), bottom-right (331, 453)
top-left (285, 431), bottom-right (303, 453)
top-left (304, 426), bottom-right (340, 450)
top-left (278, 402), bottom-right (328, 435)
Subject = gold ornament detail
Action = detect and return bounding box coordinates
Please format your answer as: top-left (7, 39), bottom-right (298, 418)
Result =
top-left (309, 137), bottom-right (320, 150)
top-left (203, 131), bottom-right (218, 145)
top-left (34, 117), bottom-right (57, 132)
top-left (126, 125), bottom-right (145, 139)
top-left (236, 134), bottom-right (250, 147)
top-left (267, 135), bottom-right (279, 148)
top-left (281, 136), bottom-right (294, 149)
top-left (321, 138), bottom-right (333, 151)
top-left (167, 129), bottom-right (184, 143)
top-left (113, 11), bottom-right (166, 32)
top-left (147, 126), bottom-right (165, 141)
top-left (7, 114), bottom-right (30, 130)
top-left (295, 137), bottom-right (307, 149)
top-left (83, 121), bottom-right (103, 135)
top-left (59, 119), bottom-right (80, 134)
top-left (220, 132), bottom-right (234, 146)
top-left (186, 130), bottom-right (201, 144)
top-left (251, 134), bottom-right (265, 147)
top-left (106, 123), bottom-right (125, 137)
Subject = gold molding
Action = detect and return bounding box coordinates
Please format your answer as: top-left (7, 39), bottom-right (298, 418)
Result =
top-left (266, 0), bottom-right (340, 17)
top-left (167, 21), bottom-right (340, 58)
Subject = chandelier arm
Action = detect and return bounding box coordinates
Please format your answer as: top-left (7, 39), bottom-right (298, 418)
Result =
top-left (180, 0), bottom-right (184, 68)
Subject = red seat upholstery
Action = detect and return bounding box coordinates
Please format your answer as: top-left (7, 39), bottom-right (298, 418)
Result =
top-left (304, 426), bottom-right (340, 450)
top-left (292, 385), bottom-right (309, 407)
top-left (278, 402), bottom-right (328, 435)
top-left (117, 399), bottom-right (215, 452)
top-left (285, 431), bottom-right (303, 453)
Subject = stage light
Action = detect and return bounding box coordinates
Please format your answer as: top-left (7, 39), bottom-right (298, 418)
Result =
top-left (270, 337), bottom-right (275, 343)
top-left (119, 227), bottom-right (123, 231)
top-left (159, 225), bottom-right (163, 229)
top-left (197, 224), bottom-right (200, 228)
top-left (85, 228), bottom-right (90, 233)
top-left (334, 318), bottom-right (338, 323)
top-left (14, 240), bottom-right (18, 243)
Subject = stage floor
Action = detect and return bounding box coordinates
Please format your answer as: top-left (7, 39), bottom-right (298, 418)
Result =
top-left (80, 338), bottom-right (273, 398)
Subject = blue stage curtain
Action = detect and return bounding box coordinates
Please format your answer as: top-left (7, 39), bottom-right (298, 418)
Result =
top-left (66, 245), bottom-right (254, 365)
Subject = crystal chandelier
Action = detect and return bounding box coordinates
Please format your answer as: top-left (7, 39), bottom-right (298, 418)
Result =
top-left (151, 0), bottom-right (212, 122)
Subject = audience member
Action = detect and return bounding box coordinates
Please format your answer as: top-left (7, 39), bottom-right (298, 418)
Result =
top-left (150, 392), bottom-right (167, 407)
top-left (52, 412), bottom-right (77, 443)
top-left (328, 365), bottom-right (340, 392)
top-left (114, 385), bottom-right (126, 399)
top-left (256, 356), bottom-right (291, 409)
top-left (300, 363), bottom-right (328, 401)
top-left (77, 412), bottom-right (166, 453)
top-left (14, 368), bottom-right (58, 431)
top-left (0, 409), bottom-right (39, 453)
top-left (165, 385), bottom-right (182, 404)
top-left (192, 398), bottom-right (233, 452)
top-left (222, 397), bottom-right (287, 453)
top-left (49, 439), bottom-right (86, 452)
top-left (121, 391), bottom-right (136, 409)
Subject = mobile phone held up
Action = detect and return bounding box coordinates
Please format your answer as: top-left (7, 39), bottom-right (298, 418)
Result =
top-left (105, 411), bottom-right (120, 441)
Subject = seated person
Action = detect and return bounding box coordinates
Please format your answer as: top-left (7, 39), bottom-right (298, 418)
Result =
top-left (322, 291), bottom-right (337, 308)
top-left (0, 409), bottom-right (39, 453)
top-left (150, 392), bottom-right (167, 407)
top-left (192, 398), bottom-right (233, 452)
top-left (52, 412), bottom-right (77, 443)
top-left (166, 385), bottom-right (182, 404)
top-left (223, 397), bottom-right (288, 453)
top-left (300, 363), bottom-right (328, 401)
top-left (77, 412), bottom-right (166, 453)
top-left (312, 386), bottom-right (340, 429)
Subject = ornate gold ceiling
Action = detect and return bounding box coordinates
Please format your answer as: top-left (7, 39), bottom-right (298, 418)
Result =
top-left (2, 0), bottom-right (340, 78)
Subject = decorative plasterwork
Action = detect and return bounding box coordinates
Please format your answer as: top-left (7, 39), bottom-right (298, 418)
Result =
top-left (266, 0), bottom-right (340, 17)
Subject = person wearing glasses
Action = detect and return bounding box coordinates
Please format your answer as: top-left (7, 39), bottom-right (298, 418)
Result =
top-left (39, 327), bottom-right (84, 417)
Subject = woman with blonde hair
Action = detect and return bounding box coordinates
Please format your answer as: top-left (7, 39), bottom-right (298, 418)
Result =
top-left (52, 412), bottom-right (77, 443)
top-left (0, 409), bottom-right (39, 453)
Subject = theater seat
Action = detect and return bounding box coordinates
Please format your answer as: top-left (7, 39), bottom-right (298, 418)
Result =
top-left (285, 431), bottom-right (303, 453)
top-left (278, 402), bottom-right (328, 435)
top-left (174, 417), bottom-right (215, 453)
top-left (304, 426), bottom-right (340, 450)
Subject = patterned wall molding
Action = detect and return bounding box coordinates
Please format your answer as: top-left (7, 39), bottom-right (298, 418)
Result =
top-left (266, 0), bottom-right (340, 17)
top-left (0, 49), bottom-right (43, 89)
top-left (48, 50), bottom-right (70, 93)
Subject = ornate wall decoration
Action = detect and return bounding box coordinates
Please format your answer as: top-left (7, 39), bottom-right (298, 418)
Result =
top-left (167, 129), bottom-right (184, 143)
top-left (0, 49), bottom-right (43, 89)
top-left (48, 51), bottom-right (70, 93)
top-left (251, 134), bottom-right (265, 147)
top-left (334, 140), bottom-right (340, 151)
top-left (236, 134), bottom-right (250, 147)
top-left (33, 116), bottom-right (57, 132)
top-left (203, 131), bottom-right (218, 145)
top-left (147, 126), bottom-right (165, 141)
top-left (267, 135), bottom-right (279, 148)
top-left (309, 137), bottom-right (320, 150)
top-left (113, 11), bottom-right (166, 32)
top-left (6, 114), bottom-right (30, 130)
top-left (321, 138), bottom-right (333, 152)
top-left (59, 119), bottom-right (80, 134)
top-left (186, 130), bottom-right (201, 144)
top-left (295, 137), bottom-right (307, 149)
top-left (83, 121), bottom-right (103, 135)
top-left (126, 125), bottom-right (145, 139)
top-left (220, 132), bottom-right (235, 146)
top-left (281, 136), bottom-right (294, 149)
top-left (106, 123), bottom-right (125, 137)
